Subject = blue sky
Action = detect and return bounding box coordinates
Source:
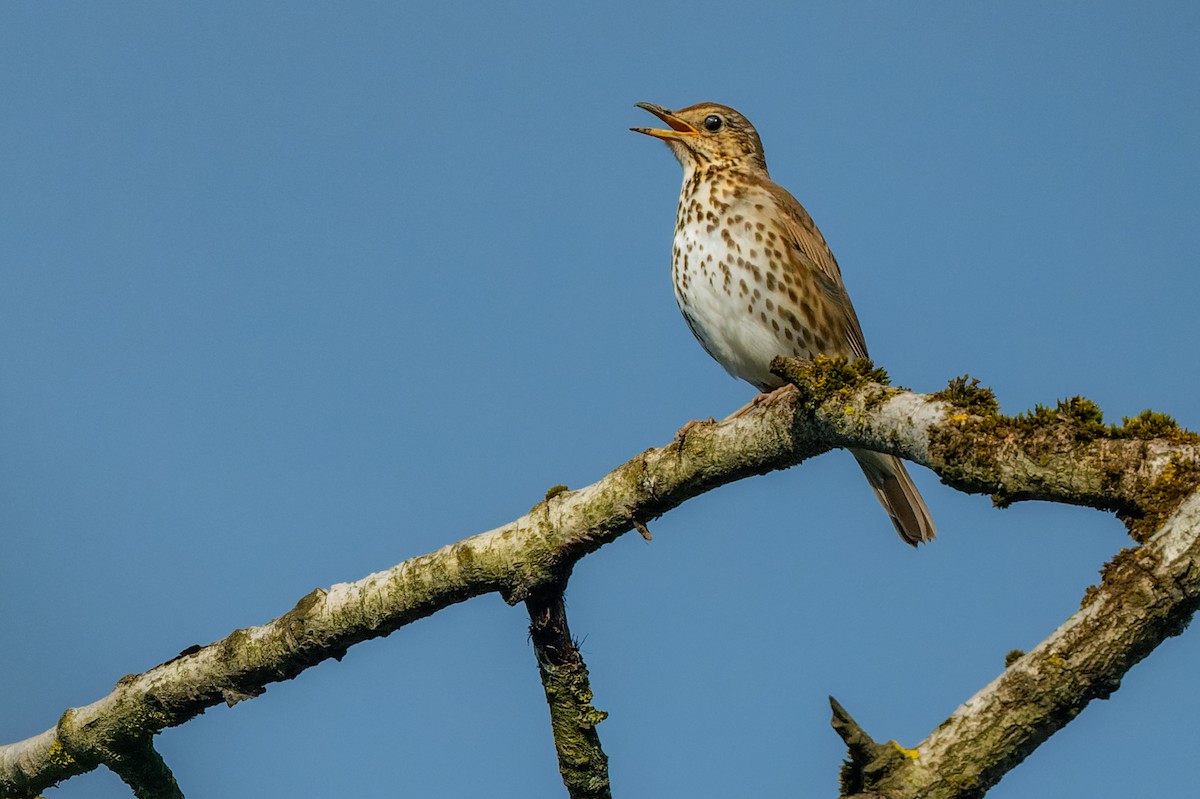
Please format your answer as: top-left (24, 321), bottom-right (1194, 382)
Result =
top-left (2, 3), bottom-right (1197, 797)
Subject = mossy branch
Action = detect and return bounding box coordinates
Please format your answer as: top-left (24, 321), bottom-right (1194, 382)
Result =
top-left (526, 584), bottom-right (611, 799)
top-left (0, 363), bottom-right (828, 798)
top-left (3, 357), bottom-right (1198, 798)
top-left (106, 744), bottom-right (182, 799)
top-left (772, 356), bottom-right (1200, 539)
top-left (835, 491), bottom-right (1200, 798)
top-left (830, 697), bottom-right (893, 795)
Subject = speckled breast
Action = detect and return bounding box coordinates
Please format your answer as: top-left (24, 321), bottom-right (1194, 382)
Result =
top-left (670, 174), bottom-right (829, 391)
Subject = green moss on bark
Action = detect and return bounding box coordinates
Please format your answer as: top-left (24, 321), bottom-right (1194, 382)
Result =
top-left (1120, 456), bottom-right (1200, 542)
top-left (932, 376), bottom-right (1000, 417)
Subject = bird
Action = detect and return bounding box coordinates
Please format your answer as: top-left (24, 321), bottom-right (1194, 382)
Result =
top-left (632, 101), bottom-right (936, 546)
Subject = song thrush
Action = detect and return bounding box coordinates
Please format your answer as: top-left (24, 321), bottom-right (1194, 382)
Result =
top-left (632, 101), bottom-right (936, 546)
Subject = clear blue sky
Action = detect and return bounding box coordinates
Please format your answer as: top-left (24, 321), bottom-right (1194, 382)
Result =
top-left (3, 3), bottom-right (1197, 797)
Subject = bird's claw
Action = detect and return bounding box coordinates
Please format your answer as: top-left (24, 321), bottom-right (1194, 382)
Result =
top-left (674, 417), bottom-right (716, 442)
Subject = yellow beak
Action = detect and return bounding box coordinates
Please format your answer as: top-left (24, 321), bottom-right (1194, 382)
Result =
top-left (630, 102), bottom-right (698, 139)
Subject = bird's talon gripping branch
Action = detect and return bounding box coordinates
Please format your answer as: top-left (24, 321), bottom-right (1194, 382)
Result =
top-left (722, 390), bottom-right (778, 420)
top-left (674, 417), bottom-right (715, 442)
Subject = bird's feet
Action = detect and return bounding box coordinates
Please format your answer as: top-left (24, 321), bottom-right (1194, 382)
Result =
top-left (674, 416), bottom-right (716, 442)
top-left (675, 388), bottom-right (793, 442)
top-left (723, 389), bottom-right (784, 421)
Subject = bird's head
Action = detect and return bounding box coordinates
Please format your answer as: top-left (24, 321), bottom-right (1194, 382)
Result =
top-left (632, 102), bottom-right (767, 173)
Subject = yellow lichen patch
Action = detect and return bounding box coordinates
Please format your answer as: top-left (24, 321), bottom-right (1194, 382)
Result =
top-left (1123, 455), bottom-right (1200, 542)
top-left (47, 738), bottom-right (75, 766)
top-left (891, 741), bottom-right (920, 759)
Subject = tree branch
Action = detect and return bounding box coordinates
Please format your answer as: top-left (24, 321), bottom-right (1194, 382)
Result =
top-left (3, 357), bottom-right (1197, 797)
top-left (771, 358), bottom-right (1200, 533)
top-left (0, 361), bottom-right (829, 797)
top-left (526, 584), bottom-right (611, 799)
top-left (832, 491), bottom-right (1200, 798)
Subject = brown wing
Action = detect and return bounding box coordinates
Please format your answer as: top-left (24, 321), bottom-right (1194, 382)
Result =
top-left (760, 179), bottom-right (869, 360)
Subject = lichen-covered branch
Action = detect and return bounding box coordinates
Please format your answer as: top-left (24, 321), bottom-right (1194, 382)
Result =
top-left (105, 743), bottom-right (182, 799)
top-left (771, 357), bottom-right (1200, 539)
top-left (526, 584), bottom-right (611, 799)
top-left (2, 357), bottom-right (1197, 797)
top-left (830, 696), bottom-right (902, 796)
top-left (770, 359), bottom-right (1200, 798)
top-left (0, 364), bottom-right (828, 798)
top-left (833, 491), bottom-right (1200, 798)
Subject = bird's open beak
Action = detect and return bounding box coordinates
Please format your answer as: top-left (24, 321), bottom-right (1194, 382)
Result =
top-left (630, 102), bottom-right (698, 139)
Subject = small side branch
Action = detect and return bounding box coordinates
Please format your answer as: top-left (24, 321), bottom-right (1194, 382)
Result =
top-left (526, 585), bottom-right (611, 799)
top-left (54, 706), bottom-right (182, 799)
top-left (108, 744), bottom-right (183, 799)
top-left (831, 697), bottom-right (884, 795)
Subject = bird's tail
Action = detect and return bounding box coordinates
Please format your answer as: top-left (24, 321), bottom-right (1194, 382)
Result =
top-left (850, 448), bottom-right (936, 546)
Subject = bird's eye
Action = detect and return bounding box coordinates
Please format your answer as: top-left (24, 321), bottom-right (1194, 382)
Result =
top-left (703, 115), bottom-right (723, 132)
